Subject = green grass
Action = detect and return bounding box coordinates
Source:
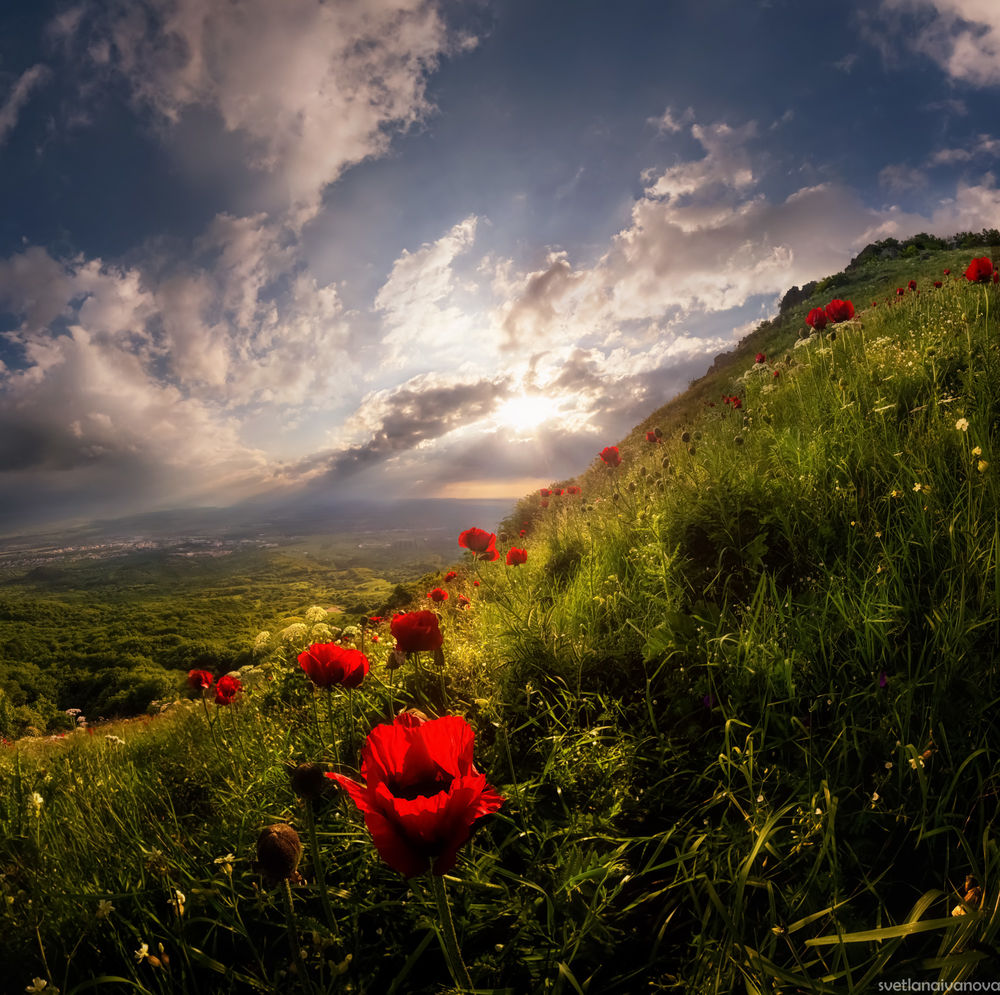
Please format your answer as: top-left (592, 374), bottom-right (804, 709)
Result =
top-left (5, 252), bottom-right (1000, 992)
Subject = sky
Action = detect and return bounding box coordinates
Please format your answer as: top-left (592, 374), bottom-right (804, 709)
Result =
top-left (2, 0), bottom-right (1000, 531)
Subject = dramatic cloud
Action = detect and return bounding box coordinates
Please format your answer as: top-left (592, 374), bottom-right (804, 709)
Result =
top-left (0, 64), bottom-right (50, 146)
top-left (374, 216), bottom-right (483, 366)
top-left (315, 373), bottom-right (512, 480)
top-left (879, 1), bottom-right (1000, 86)
top-left (86, 0), bottom-right (472, 220)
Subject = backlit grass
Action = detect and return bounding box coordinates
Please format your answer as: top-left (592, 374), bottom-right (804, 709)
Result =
top-left (5, 255), bottom-right (1000, 992)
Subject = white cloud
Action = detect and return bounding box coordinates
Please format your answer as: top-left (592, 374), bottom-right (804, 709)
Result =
top-left (94, 0), bottom-right (469, 221)
top-left (374, 216), bottom-right (484, 367)
top-left (928, 133), bottom-right (1000, 164)
top-left (880, 0), bottom-right (1000, 86)
top-left (0, 64), bottom-right (51, 146)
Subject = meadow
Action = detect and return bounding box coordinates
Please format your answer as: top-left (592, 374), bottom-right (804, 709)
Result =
top-left (5, 240), bottom-right (1000, 992)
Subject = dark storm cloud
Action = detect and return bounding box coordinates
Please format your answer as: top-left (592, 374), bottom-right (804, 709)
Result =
top-left (319, 376), bottom-right (513, 479)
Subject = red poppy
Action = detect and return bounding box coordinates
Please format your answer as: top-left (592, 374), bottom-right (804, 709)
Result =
top-left (187, 669), bottom-right (214, 691)
top-left (908, 279), bottom-right (917, 291)
top-left (896, 287), bottom-right (905, 296)
top-left (427, 588), bottom-right (449, 602)
top-left (944, 268), bottom-right (951, 275)
top-left (645, 430), bottom-right (659, 443)
top-left (540, 488), bottom-right (551, 497)
top-left (473, 580), bottom-right (480, 587)
top-left (458, 527), bottom-right (496, 554)
top-left (390, 611), bottom-right (444, 653)
top-left (773, 370), bottom-right (780, 378)
top-left (553, 488), bottom-right (564, 496)
top-left (871, 301), bottom-right (877, 307)
top-left (215, 674), bottom-right (242, 705)
top-left (600, 446), bottom-right (622, 467)
top-left (755, 352), bottom-right (766, 363)
top-left (519, 529), bottom-right (526, 536)
top-left (933, 281), bottom-right (942, 288)
top-left (506, 547), bottom-right (527, 566)
top-left (479, 548), bottom-right (499, 561)
top-left (965, 257), bottom-right (994, 283)
top-left (732, 397), bottom-right (743, 409)
top-left (372, 634), bottom-right (380, 642)
top-left (805, 307), bottom-right (828, 331)
top-left (327, 713), bottom-right (504, 878)
top-left (568, 485), bottom-right (581, 494)
top-left (298, 643), bottom-right (369, 689)
top-left (444, 571), bottom-right (458, 582)
top-left (825, 299), bottom-right (855, 323)
top-left (369, 616), bottom-right (383, 625)
top-left (457, 595), bottom-right (470, 608)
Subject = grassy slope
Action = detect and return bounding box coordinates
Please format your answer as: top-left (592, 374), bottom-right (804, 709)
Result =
top-left (4, 249), bottom-right (1000, 993)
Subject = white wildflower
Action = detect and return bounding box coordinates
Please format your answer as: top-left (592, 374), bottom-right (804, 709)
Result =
top-left (28, 792), bottom-right (43, 817)
top-left (96, 899), bottom-right (114, 919)
top-left (955, 417), bottom-right (969, 432)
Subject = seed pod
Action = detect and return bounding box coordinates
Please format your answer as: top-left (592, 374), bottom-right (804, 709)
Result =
top-left (734, 436), bottom-right (744, 446)
top-left (681, 432), bottom-right (691, 443)
top-left (653, 427), bottom-right (662, 438)
top-left (661, 457), bottom-right (670, 469)
top-left (257, 824), bottom-right (302, 884)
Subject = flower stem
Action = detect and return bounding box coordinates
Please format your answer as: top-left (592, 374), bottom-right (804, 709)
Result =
top-left (430, 873), bottom-right (473, 991)
top-left (304, 799), bottom-right (340, 938)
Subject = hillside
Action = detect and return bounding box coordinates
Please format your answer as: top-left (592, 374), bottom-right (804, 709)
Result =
top-left (4, 239), bottom-right (1000, 993)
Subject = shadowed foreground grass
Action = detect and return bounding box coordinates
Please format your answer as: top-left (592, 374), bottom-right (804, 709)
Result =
top-left (5, 252), bottom-right (1000, 992)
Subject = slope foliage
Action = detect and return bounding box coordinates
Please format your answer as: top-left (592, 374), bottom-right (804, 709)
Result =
top-left (4, 246), bottom-right (1000, 992)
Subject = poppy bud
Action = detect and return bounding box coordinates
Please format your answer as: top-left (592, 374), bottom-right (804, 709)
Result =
top-left (734, 436), bottom-right (744, 445)
top-left (661, 457), bottom-right (670, 468)
top-left (257, 824), bottom-right (302, 884)
top-left (681, 432), bottom-right (690, 443)
top-left (688, 446), bottom-right (696, 455)
top-left (653, 427), bottom-right (662, 438)
top-left (290, 763), bottom-right (328, 801)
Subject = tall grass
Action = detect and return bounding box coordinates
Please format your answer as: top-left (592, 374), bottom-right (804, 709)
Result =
top-left (5, 254), bottom-right (1000, 992)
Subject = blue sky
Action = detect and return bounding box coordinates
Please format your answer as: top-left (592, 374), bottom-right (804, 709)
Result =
top-left (1, 0), bottom-right (999, 530)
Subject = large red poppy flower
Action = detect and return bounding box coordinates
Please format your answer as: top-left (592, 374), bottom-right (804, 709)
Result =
top-left (908, 279), bottom-right (917, 291)
top-left (458, 527), bottom-right (497, 554)
top-left (298, 643), bottom-right (369, 689)
top-left (567, 485), bottom-right (581, 495)
top-left (805, 307), bottom-right (827, 330)
top-left (600, 446), bottom-right (621, 467)
top-left (825, 299), bottom-right (855, 323)
top-left (391, 611), bottom-right (444, 653)
top-left (965, 257), bottom-right (994, 283)
top-left (427, 587), bottom-right (449, 603)
top-left (187, 669), bottom-right (214, 691)
top-left (215, 674), bottom-right (242, 705)
top-left (506, 547), bottom-right (527, 566)
top-left (755, 352), bottom-right (766, 363)
top-left (328, 713), bottom-right (504, 877)
top-left (540, 488), bottom-right (551, 497)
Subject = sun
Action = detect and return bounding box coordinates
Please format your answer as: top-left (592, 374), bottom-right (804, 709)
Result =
top-left (494, 394), bottom-right (561, 433)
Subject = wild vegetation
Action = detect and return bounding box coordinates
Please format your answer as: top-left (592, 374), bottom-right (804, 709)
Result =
top-left (0, 536), bottom-right (452, 739)
top-left (4, 239), bottom-right (1000, 992)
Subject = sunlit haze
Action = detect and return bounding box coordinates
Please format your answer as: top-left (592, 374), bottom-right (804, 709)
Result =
top-left (1, 0), bottom-right (1000, 531)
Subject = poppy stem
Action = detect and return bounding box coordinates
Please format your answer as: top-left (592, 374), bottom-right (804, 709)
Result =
top-left (430, 873), bottom-right (473, 991)
top-left (304, 799), bottom-right (340, 939)
top-left (326, 689), bottom-right (341, 767)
